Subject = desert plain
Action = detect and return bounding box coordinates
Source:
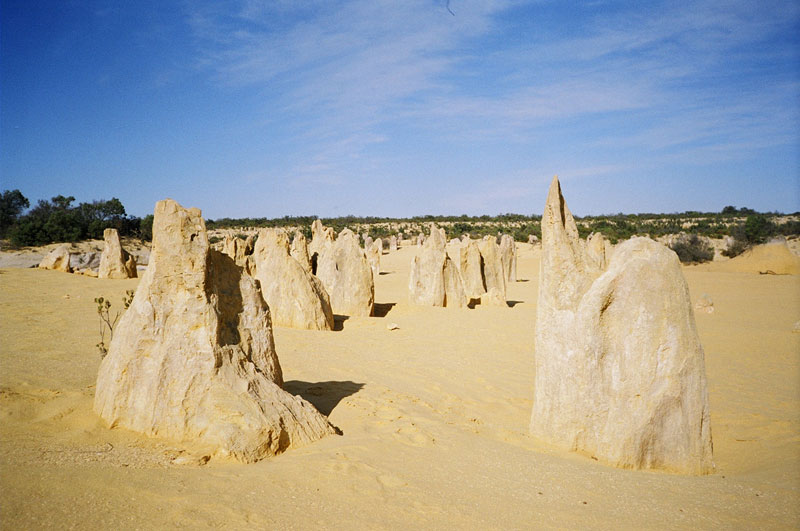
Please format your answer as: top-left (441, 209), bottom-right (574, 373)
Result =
top-left (1, 241), bottom-right (799, 529)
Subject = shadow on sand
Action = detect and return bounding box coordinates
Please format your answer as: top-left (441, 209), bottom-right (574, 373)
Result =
top-left (373, 302), bottom-right (396, 318)
top-left (333, 315), bottom-right (349, 331)
top-left (284, 380), bottom-right (365, 416)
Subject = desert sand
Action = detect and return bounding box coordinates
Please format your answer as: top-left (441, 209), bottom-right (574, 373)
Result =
top-left (1, 243), bottom-right (799, 529)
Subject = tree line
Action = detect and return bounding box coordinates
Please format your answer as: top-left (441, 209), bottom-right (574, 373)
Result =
top-left (0, 190), bottom-right (153, 247)
top-left (2, 190), bottom-right (797, 261)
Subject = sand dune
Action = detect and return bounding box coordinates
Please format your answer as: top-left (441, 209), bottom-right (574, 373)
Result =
top-left (1, 243), bottom-right (798, 528)
top-left (696, 240), bottom-right (800, 275)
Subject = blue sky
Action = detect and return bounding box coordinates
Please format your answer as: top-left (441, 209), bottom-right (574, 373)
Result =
top-left (1, 0), bottom-right (798, 219)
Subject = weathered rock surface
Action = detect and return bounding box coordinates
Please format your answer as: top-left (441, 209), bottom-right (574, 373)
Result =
top-left (221, 234), bottom-right (253, 265)
top-left (530, 177), bottom-right (713, 474)
top-left (99, 228), bottom-right (137, 279)
top-left (252, 228), bottom-right (334, 331)
top-left (499, 234), bottom-right (517, 283)
top-left (94, 199), bottom-right (335, 463)
top-left (290, 231), bottom-right (312, 274)
top-left (38, 244), bottom-right (72, 273)
top-left (309, 220), bottom-right (335, 264)
top-left (443, 251), bottom-right (467, 308)
top-left (70, 251), bottom-right (101, 272)
top-left (316, 228), bottom-right (374, 317)
top-left (528, 234), bottom-right (539, 245)
top-left (409, 225), bottom-right (465, 307)
top-left (389, 235), bottom-right (398, 252)
top-left (478, 238), bottom-right (506, 302)
top-left (460, 239), bottom-right (485, 300)
top-left (367, 239), bottom-right (381, 278)
top-left (586, 232), bottom-right (608, 271)
top-left (409, 227), bottom-right (446, 306)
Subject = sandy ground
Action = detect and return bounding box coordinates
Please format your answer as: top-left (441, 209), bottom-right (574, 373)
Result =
top-left (1, 243), bottom-right (798, 529)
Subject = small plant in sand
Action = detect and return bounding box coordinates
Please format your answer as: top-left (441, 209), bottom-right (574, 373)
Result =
top-left (95, 290), bottom-right (135, 358)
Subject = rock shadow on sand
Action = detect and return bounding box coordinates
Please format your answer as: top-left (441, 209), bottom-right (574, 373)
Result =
top-left (284, 380), bottom-right (364, 416)
top-left (373, 302), bottom-right (396, 317)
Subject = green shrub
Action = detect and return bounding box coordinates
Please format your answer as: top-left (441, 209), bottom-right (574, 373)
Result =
top-left (670, 234), bottom-right (714, 263)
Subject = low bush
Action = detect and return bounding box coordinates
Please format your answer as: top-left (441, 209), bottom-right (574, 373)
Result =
top-left (670, 234), bottom-right (714, 263)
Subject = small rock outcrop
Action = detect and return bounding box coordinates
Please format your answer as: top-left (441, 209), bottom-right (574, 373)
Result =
top-left (99, 228), bottom-right (137, 279)
top-left (389, 235), bottom-right (398, 252)
top-left (94, 199), bottom-right (335, 463)
top-left (38, 244), bottom-right (72, 273)
top-left (499, 234), bottom-right (517, 283)
top-left (316, 228), bottom-right (374, 317)
top-left (530, 177), bottom-right (713, 474)
top-left (252, 228), bottom-right (334, 331)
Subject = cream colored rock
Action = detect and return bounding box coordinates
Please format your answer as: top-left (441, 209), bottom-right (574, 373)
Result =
top-left (409, 225), bottom-right (465, 308)
top-left (443, 251), bottom-right (467, 308)
top-left (252, 228), bottom-right (334, 331)
top-left (367, 239), bottom-right (381, 278)
top-left (460, 239), bottom-right (485, 300)
top-left (530, 177), bottom-right (713, 474)
top-left (480, 287), bottom-right (505, 307)
top-left (94, 199), bottom-right (335, 463)
top-left (98, 228), bottom-right (137, 279)
top-left (586, 232), bottom-right (608, 271)
top-left (221, 235), bottom-right (253, 266)
top-left (695, 294), bottom-right (714, 314)
top-left (389, 235), bottom-right (398, 252)
top-left (409, 227), bottom-right (446, 306)
top-left (308, 219), bottom-right (335, 266)
top-left (499, 234), bottom-right (517, 283)
top-left (290, 231), bottom-right (312, 275)
top-left (316, 228), bottom-right (374, 317)
top-left (38, 244), bottom-right (72, 273)
top-left (478, 238), bottom-right (506, 302)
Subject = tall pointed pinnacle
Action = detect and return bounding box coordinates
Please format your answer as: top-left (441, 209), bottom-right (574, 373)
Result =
top-left (540, 175), bottom-right (590, 310)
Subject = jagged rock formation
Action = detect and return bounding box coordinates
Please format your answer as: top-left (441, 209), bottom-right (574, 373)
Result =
top-left (316, 228), bottom-right (374, 317)
top-left (290, 231), bottom-right (312, 274)
top-left (409, 224), bottom-right (466, 307)
top-left (308, 220), bottom-right (335, 273)
top-left (221, 234), bottom-right (254, 266)
top-left (499, 234), bottom-right (517, 283)
top-left (586, 232), bottom-right (608, 271)
top-left (94, 199), bottom-right (335, 463)
top-left (530, 177), bottom-right (713, 474)
top-left (478, 238), bottom-right (506, 302)
top-left (459, 239), bottom-right (485, 301)
top-left (38, 244), bottom-right (72, 273)
top-left (367, 239), bottom-right (381, 278)
top-left (252, 228), bottom-right (334, 331)
top-left (98, 228), bottom-right (137, 279)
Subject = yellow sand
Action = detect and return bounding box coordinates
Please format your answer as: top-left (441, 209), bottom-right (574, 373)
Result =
top-left (698, 241), bottom-right (800, 275)
top-left (1, 245), bottom-right (799, 529)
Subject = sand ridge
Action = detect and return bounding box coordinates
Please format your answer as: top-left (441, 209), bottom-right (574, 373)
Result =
top-left (1, 244), bottom-right (799, 528)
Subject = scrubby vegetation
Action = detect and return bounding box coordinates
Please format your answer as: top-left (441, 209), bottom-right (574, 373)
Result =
top-left (0, 190), bottom-right (149, 247)
top-left (95, 290), bottom-right (135, 358)
top-left (2, 189), bottom-right (798, 252)
top-left (670, 234), bottom-right (715, 263)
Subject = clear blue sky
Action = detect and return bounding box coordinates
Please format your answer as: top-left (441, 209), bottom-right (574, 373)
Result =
top-left (2, 0), bottom-right (798, 219)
